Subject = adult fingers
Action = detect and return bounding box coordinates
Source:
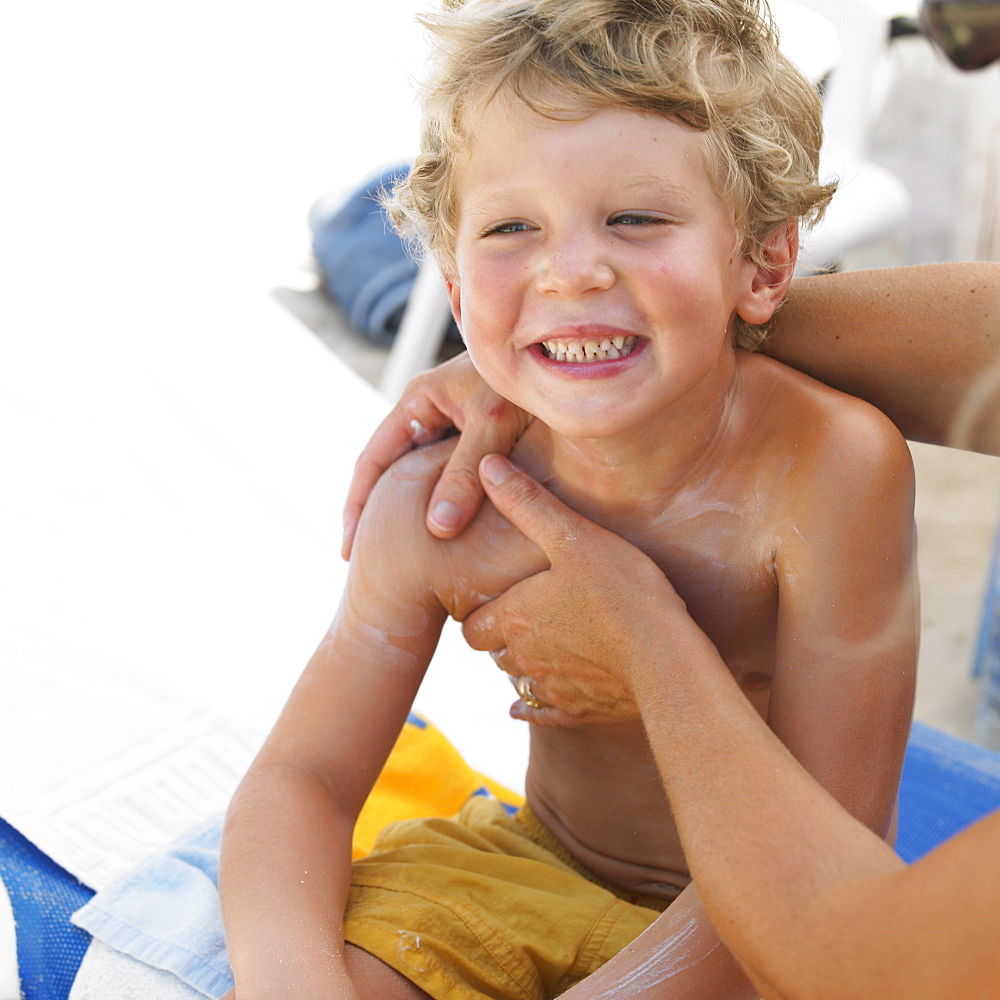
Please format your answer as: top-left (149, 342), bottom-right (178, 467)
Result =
top-left (509, 701), bottom-right (582, 728)
top-left (478, 455), bottom-right (600, 561)
top-left (490, 655), bottom-right (592, 728)
top-left (463, 593), bottom-right (512, 655)
top-left (426, 398), bottom-right (529, 539)
top-left (341, 385), bottom-right (459, 560)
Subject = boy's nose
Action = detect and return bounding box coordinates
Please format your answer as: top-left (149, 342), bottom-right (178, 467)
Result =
top-left (536, 236), bottom-right (615, 297)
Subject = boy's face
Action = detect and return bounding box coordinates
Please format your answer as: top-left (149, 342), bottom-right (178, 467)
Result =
top-left (445, 97), bottom-right (779, 441)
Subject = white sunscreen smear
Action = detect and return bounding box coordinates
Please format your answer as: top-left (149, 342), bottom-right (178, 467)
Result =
top-left (603, 918), bottom-right (725, 998)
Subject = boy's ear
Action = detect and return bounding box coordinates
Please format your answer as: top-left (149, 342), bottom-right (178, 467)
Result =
top-left (444, 278), bottom-right (463, 331)
top-left (735, 220), bottom-right (798, 326)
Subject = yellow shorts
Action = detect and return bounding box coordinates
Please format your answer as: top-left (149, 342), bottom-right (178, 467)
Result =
top-left (344, 795), bottom-right (670, 1000)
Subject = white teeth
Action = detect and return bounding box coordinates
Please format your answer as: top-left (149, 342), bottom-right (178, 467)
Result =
top-left (540, 335), bottom-right (638, 363)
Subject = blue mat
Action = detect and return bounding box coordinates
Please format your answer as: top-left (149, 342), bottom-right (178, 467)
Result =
top-left (0, 817), bottom-right (94, 1000)
top-left (897, 720), bottom-right (1000, 862)
top-left (2, 721), bottom-right (998, 995)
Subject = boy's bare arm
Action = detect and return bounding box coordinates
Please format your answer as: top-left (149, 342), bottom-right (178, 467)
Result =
top-left (765, 396), bottom-right (918, 836)
top-left (221, 467), bottom-right (448, 998)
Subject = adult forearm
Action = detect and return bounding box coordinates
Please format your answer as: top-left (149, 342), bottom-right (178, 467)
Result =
top-left (772, 263), bottom-right (1000, 454)
top-left (627, 624), bottom-right (906, 1000)
top-left (220, 763), bottom-right (358, 998)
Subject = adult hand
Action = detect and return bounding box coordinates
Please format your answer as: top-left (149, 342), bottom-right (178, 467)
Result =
top-left (463, 454), bottom-right (690, 727)
top-left (342, 353), bottom-right (531, 559)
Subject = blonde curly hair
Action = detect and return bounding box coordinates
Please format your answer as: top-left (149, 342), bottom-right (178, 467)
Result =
top-left (388, 0), bottom-right (836, 347)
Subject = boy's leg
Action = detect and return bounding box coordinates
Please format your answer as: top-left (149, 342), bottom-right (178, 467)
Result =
top-left (218, 947), bottom-right (432, 1000)
top-left (345, 943), bottom-right (435, 1000)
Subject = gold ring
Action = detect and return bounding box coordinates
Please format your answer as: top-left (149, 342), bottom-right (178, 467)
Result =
top-left (516, 675), bottom-right (545, 710)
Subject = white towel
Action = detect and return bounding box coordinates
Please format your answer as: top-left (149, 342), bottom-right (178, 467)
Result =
top-left (70, 940), bottom-right (205, 1000)
top-left (71, 817), bottom-right (231, 999)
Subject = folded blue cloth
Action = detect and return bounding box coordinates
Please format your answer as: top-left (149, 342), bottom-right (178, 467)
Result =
top-left (310, 164), bottom-right (459, 345)
top-left (71, 816), bottom-right (230, 999)
top-left (311, 162), bottom-right (414, 345)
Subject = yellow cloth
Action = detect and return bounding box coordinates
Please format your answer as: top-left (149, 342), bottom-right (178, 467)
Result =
top-left (352, 712), bottom-right (523, 859)
top-left (345, 796), bottom-right (668, 1000)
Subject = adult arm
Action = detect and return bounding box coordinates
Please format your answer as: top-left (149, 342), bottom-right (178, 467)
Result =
top-left (475, 456), bottom-right (1000, 1000)
top-left (342, 262), bottom-right (1000, 554)
top-left (767, 262), bottom-right (1000, 453)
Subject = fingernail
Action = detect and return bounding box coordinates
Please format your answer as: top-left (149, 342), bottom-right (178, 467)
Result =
top-left (429, 500), bottom-right (462, 531)
top-left (341, 521), bottom-right (356, 558)
top-left (481, 455), bottom-right (512, 486)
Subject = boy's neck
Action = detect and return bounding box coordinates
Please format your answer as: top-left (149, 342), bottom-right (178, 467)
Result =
top-left (522, 355), bottom-right (744, 521)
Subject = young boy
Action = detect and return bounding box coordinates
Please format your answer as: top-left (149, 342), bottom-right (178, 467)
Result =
top-left (220, 1), bottom-right (919, 997)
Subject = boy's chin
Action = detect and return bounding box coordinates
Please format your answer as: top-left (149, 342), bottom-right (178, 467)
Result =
top-left (532, 403), bottom-right (647, 443)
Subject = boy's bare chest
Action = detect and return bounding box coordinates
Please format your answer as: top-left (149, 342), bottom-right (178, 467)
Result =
top-left (439, 482), bottom-right (786, 889)
top-left (453, 492), bottom-right (781, 690)
top-left (625, 509), bottom-right (780, 687)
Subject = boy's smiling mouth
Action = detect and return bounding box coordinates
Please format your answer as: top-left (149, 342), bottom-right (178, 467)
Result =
top-left (539, 334), bottom-right (639, 363)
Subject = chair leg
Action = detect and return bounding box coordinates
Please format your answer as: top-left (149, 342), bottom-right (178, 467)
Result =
top-left (378, 261), bottom-right (453, 401)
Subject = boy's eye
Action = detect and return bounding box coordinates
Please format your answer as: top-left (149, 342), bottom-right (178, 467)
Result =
top-left (481, 220), bottom-right (533, 236)
top-left (609, 212), bottom-right (668, 227)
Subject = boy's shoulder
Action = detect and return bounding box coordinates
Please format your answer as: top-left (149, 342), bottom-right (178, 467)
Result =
top-left (359, 437), bottom-right (454, 540)
top-left (371, 435), bottom-right (458, 498)
top-left (742, 350), bottom-right (911, 464)
top-left (738, 351), bottom-right (914, 515)
top-left (360, 437), bottom-right (482, 567)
